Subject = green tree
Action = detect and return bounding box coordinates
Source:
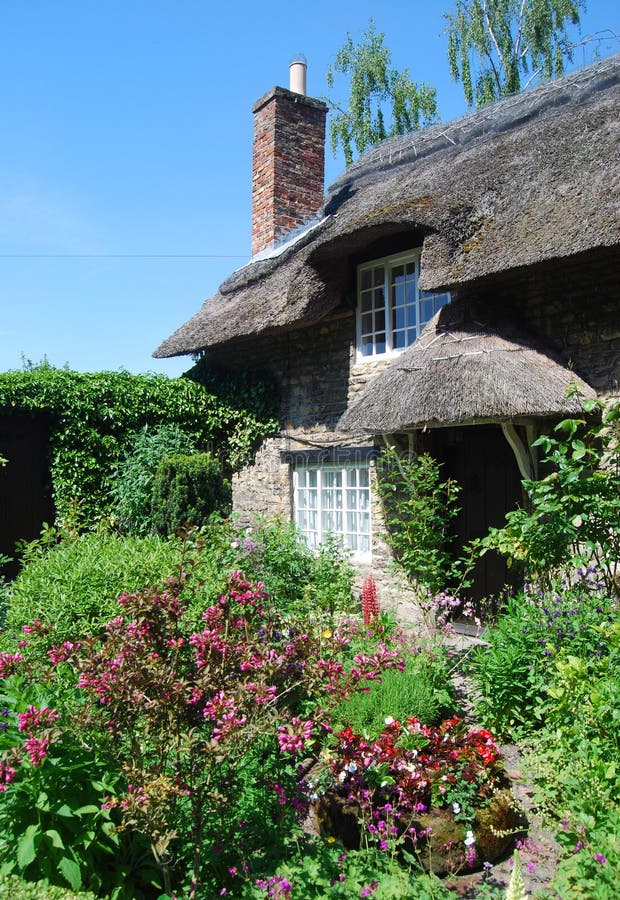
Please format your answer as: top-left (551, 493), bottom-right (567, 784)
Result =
top-left (446, 0), bottom-right (586, 106)
top-left (327, 20), bottom-right (438, 166)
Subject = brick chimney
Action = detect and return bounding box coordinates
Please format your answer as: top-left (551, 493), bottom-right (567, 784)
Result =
top-left (251, 58), bottom-right (327, 256)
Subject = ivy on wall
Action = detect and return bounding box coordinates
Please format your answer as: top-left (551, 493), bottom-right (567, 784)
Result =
top-left (0, 365), bottom-right (279, 527)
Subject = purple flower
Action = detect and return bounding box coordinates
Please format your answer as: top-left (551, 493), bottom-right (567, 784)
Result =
top-left (594, 853), bottom-right (607, 865)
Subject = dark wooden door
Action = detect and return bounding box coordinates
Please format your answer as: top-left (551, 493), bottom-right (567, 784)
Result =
top-left (430, 425), bottom-right (523, 604)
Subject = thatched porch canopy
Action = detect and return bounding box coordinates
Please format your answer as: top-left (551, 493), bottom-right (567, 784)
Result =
top-left (338, 304), bottom-right (597, 434)
top-left (154, 55), bottom-right (620, 360)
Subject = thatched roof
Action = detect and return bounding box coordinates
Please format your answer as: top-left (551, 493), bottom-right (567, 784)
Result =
top-left (154, 54), bottom-right (620, 359)
top-left (338, 303), bottom-right (597, 433)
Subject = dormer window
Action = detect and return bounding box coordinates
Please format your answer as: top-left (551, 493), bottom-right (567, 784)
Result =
top-left (356, 250), bottom-right (450, 359)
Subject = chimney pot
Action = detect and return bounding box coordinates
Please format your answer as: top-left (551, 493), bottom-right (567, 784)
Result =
top-left (289, 54), bottom-right (307, 95)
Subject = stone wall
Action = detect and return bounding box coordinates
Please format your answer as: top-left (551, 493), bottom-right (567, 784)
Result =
top-left (467, 246), bottom-right (620, 394)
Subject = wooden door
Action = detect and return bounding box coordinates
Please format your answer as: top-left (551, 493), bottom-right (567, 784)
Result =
top-left (430, 425), bottom-right (523, 605)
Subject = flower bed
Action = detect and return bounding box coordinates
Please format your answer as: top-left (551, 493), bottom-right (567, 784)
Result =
top-left (315, 715), bottom-right (522, 875)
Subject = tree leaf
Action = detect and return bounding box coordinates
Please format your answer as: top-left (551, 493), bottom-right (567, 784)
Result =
top-left (58, 855), bottom-right (82, 891)
top-left (16, 823), bottom-right (40, 870)
top-left (45, 829), bottom-right (65, 849)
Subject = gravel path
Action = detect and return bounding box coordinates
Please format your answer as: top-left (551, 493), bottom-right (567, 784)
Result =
top-left (444, 634), bottom-right (561, 897)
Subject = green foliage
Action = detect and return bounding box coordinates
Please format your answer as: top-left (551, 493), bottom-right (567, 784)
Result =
top-left (301, 536), bottom-right (355, 617)
top-left (112, 425), bottom-right (199, 535)
top-left (3, 530), bottom-right (182, 643)
top-left (327, 20), bottom-right (438, 166)
top-left (232, 517), bottom-right (314, 611)
top-left (446, 0), bottom-right (586, 106)
top-left (331, 650), bottom-right (455, 737)
top-left (240, 840), bottom-right (456, 898)
top-left (0, 677), bottom-right (159, 898)
top-left (150, 452), bottom-right (230, 536)
top-left (0, 365), bottom-right (277, 528)
top-left (473, 566), bottom-right (620, 896)
top-left (376, 448), bottom-right (462, 594)
top-left (184, 360), bottom-right (280, 467)
top-left (0, 874), bottom-right (98, 899)
top-left (480, 397), bottom-right (620, 593)
top-left (470, 571), bottom-right (614, 738)
top-left (552, 809), bottom-right (620, 898)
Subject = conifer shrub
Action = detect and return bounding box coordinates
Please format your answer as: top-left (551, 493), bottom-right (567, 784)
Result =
top-left (150, 452), bottom-right (230, 535)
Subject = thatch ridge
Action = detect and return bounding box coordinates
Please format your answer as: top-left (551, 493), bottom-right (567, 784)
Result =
top-left (338, 304), bottom-right (597, 433)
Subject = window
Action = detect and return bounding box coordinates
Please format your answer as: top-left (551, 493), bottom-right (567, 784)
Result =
top-left (357, 250), bottom-right (450, 359)
top-left (293, 462), bottom-right (371, 562)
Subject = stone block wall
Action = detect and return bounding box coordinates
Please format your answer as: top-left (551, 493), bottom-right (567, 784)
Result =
top-left (469, 246), bottom-right (620, 394)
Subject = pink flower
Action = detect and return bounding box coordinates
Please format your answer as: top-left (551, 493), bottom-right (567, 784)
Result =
top-left (277, 718), bottom-right (313, 754)
top-left (47, 642), bottom-right (78, 664)
top-left (17, 705), bottom-right (60, 733)
top-left (0, 762), bottom-right (17, 791)
top-left (0, 652), bottom-right (24, 678)
top-left (23, 736), bottom-right (49, 766)
top-left (245, 682), bottom-right (277, 704)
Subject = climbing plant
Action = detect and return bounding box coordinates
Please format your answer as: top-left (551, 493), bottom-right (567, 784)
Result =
top-left (376, 446), bottom-right (464, 594)
top-left (0, 365), bottom-right (278, 527)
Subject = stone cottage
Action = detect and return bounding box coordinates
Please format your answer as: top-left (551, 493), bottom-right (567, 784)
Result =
top-left (154, 54), bottom-right (620, 604)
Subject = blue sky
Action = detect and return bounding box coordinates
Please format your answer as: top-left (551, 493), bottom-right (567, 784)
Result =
top-left (1, 1), bottom-right (618, 378)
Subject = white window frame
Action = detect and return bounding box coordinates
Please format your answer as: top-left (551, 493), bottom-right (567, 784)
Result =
top-left (292, 462), bottom-right (372, 563)
top-left (356, 249), bottom-right (450, 360)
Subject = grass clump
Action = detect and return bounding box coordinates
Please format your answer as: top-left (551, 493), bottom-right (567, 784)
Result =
top-left (331, 648), bottom-right (455, 737)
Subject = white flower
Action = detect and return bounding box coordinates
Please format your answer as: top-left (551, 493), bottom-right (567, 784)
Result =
top-left (452, 802), bottom-right (461, 814)
top-left (338, 770), bottom-right (347, 783)
top-left (384, 716), bottom-right (395, 725)
top-left (231, 541), bottom-right (239, 549)
top-left (347, 762), bottom-right (358, 773)
top-left (464, 830), bottom-right (476, 847)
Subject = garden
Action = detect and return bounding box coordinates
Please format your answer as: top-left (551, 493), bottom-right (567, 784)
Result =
top-left (0, 370), bottom-right (618, 899)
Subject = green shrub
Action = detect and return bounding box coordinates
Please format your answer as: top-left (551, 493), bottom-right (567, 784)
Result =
top-left (231, 518), bottom-right (315, 613)
top-left (112, 424), bottom-right (199, 534)
top-left (3, 530), bottom-right (181, 643)
top-left (301, 536), bottom-right (355, 617)
top-left (151, 452), bottom-right (230, 535)
top-left (0, 874), bottom-right (98, 899)
top-left (470, 572), bottom-right (615, 738)
top-left (228, 518), bottom-right (356, 618)
top-left (0, 365), bottom-right (278, 528)
top-left (238, 840), bottom-right (457, 898)
top-left (480, 396), bottom-right (620, 593)
top-left (0, 676), bottom-right (160, 899)
top-left (376, 447), bottom-right (463, 594)
top-left (331, 649), bottom-right (455, 737)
